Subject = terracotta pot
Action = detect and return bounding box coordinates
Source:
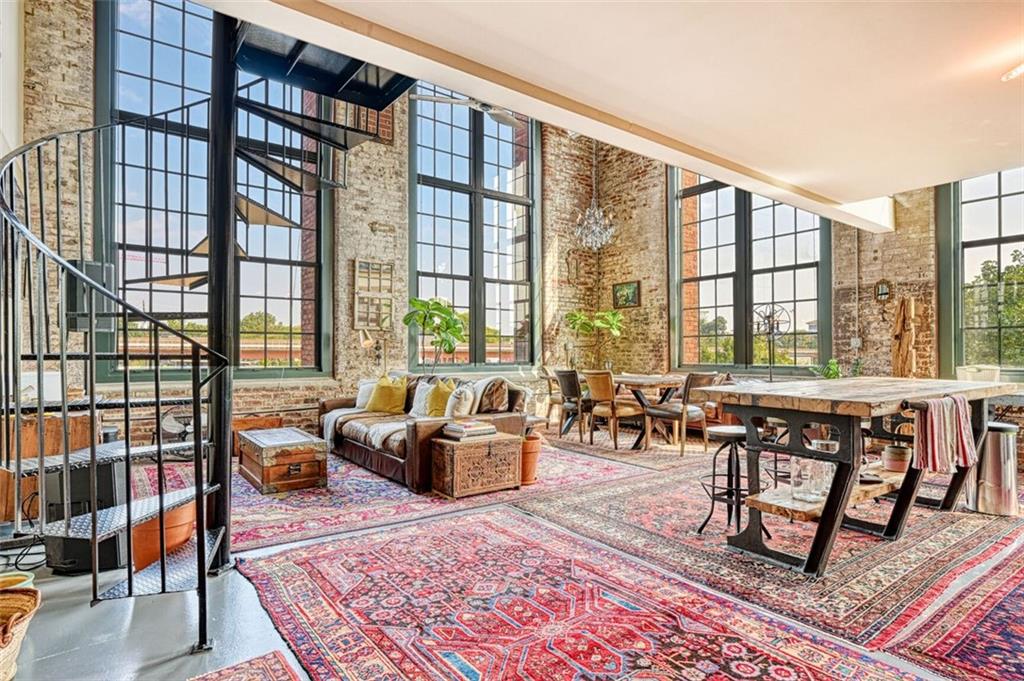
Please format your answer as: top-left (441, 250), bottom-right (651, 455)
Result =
top-left (521, 434), bottom-right (542, 486)
top-left (882, 444), bottom-right (913, 473)
top-left (132, 502), bottom-right (195, 571)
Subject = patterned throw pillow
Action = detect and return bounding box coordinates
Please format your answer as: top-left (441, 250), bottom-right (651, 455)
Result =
top-left (477, 379), bottom-right (509, 413)
top-left (408, 382), bottom-right (435, 417)
top-left (445, 386), bottom-right (475, 417)
top-left (365, 375), bottom-right (408, 414)
top-left (426, 379), bottom-right (456, 417)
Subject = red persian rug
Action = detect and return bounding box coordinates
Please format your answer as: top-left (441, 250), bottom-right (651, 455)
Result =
top-left (885, 540), bottom-right (1024, 680)
top-left (238, 508), bottom-right (917, 681)
top-left (515, 465), bottom-right (1024, 647)
top-left (189, 651), bottom-right (299, 681)
top-left (212, 444), bottom-right (642, 551)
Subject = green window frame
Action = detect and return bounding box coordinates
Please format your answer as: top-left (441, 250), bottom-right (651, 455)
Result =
top-left (937, 167), bottom-right (1024, 381)
top-left (408, 83), bottom-right (541, 372)
top-left (668, 167), bottom-right (832, 374)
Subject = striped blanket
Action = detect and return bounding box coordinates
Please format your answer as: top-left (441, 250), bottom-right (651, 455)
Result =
top-left (912, 395), bottom-right (978, 473)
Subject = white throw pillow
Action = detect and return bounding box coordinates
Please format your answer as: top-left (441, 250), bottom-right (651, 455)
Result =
top-left (355, 379), bottom-right (377, 409)
top-left (408, 381), bottom-right (434, 418)
top-left (445, 386), bottom-right (475, 417)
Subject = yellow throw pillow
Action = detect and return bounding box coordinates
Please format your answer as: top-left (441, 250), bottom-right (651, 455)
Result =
top-left (365, 375), bottom-right (408, 414)
top-left (426, 379), bottom-right (456, 417)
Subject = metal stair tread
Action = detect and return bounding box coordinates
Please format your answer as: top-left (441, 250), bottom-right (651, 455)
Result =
top-left (236, 147), bottom-right (343, 193)
top-left (98, 527), bottom-right (225, 600)
top-left (236, 96), bottom-right (377, 151)
top-left (43, 483), bottom-right (218, 541)
top-left (4, 440), bottom-right (204, 477)
top-left (5, 395), bottom-right (205, 415)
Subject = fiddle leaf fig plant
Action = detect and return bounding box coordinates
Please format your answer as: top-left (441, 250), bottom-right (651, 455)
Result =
top-left (563, 309), bottom-right (626, 367)
top-left (402, 297), bottom-right (467, 371)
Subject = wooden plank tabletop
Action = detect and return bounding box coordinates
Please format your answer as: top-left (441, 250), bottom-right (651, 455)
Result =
top-left (746, 462), bottom-right (906, 522)
top-left (693, 377), bottom-right (1018, 417)
top-left (612, 373), bottom-right (687, 390)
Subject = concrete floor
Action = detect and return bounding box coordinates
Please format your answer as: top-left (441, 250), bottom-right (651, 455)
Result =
top-left (18, 556), bottom-right (309, 681)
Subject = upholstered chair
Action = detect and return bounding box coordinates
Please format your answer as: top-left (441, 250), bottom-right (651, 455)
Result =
top-left (554, 369), bottom-right (591, 442)
top-left (540, 365), bottom-right (564, 428)
top-left (644, 372), bottom-right (718, 454)
top-left (581, 370), bottom-right (645, 450)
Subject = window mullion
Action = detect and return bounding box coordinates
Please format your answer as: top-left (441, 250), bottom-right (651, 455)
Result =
top-left (734, 189), bottom-right (752, 367)
top-left (470, 108), bottom-right (486, 365)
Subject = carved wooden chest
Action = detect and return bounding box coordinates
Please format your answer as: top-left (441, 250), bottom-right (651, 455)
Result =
top-left (431, 433), bottom-right (522, 499)
top-left (239, 427), bottom-right (327, 494)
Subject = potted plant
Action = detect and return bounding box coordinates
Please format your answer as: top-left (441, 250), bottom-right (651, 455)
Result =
top-left (810, 357), bottom-right (864, 379)
top-left (564, 310), bottom-right (625, 368)
top-left (402, 297), bottom-right (468, 371)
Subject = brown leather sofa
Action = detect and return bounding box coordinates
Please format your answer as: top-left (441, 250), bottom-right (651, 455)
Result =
top-left (318, 374), bottom-right (528, 493)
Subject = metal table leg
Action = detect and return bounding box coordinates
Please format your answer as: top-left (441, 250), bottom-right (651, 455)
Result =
top-left (630, 387), bottom-right (677, 450)
top-left (724, 408), bottom-right (863, 578)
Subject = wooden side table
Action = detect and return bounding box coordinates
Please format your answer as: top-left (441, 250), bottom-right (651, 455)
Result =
top-left (238, 428), bottom-right (327, 494)
top-left (431, 433), bottom-right (522, 499)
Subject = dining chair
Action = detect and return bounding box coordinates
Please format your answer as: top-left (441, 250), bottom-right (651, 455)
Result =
top-left (644, 372), bottom-right (717, 454)
top-left (540, 365), bottom-right (563, 429)
top-left (554, 369), bottom-right (591, 442)
top-left (581, 370), bottom-right (645, 450)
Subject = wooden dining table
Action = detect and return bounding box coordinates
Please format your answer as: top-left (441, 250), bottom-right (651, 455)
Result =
top-left (693, 376), bottom-right (1019, 578)
top-left (560, 372), bottom-right (687, 450)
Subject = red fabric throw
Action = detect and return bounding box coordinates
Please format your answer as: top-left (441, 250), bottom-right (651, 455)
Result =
top-left (912, 396), bottom-right (978, 473)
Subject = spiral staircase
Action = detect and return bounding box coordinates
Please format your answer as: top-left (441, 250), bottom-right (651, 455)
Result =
top-left (0, 14), bottom-right (414, 651)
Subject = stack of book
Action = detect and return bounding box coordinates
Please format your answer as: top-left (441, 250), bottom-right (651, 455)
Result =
top-left (443, 420), bottom-right (498, 440)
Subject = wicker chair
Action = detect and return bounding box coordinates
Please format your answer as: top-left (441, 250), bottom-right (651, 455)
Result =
top-left (554, 369), bottom-right (591, 443)
top-left (582, 370), bottom-right (644, 450)
top-left (644, 372), bottom-right (717, 454)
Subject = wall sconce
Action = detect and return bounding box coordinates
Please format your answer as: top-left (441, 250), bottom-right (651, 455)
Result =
top-left (359, 329), bottom-right (389, 373)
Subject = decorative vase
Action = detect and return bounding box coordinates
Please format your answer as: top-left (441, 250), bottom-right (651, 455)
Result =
top-left (132, 502), bottom-right (196, 571)
top-left (521, 434), bottom-right (542, 485)
top-left (882, 444), bottom-right (912, 472)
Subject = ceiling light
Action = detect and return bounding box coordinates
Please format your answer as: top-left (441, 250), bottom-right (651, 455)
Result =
top-left (1001, 62), bottom-right (1024, 82)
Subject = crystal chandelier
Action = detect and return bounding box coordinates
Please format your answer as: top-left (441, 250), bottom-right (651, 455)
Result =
top-left (574, 139), bottom-right (614, 250)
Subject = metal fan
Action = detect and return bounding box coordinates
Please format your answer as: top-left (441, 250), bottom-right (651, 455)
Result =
top-left (753, 303), bottom-right (792, 382)
top-left (410, 94), bottom-right (527, 129)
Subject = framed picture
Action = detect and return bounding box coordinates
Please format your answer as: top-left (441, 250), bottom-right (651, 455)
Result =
top-left (612, 281), bottom-right (641, 308)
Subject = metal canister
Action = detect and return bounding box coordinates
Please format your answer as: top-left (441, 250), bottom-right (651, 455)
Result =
top-left (966, 422), bottom-right (1019, 517)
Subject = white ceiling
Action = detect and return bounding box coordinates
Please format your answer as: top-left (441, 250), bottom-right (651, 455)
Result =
top-left (205, 0), bottom-right (1024, 231)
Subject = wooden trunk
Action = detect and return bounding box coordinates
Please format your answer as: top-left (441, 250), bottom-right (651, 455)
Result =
top-left (431, 433), bottom-right (522, 499)
top-left (238, 428), bottom-right (327, 494)
top-left (0, 413), bottom-right (95, 521)
top-left (231, 415), bottom-right (284, 457)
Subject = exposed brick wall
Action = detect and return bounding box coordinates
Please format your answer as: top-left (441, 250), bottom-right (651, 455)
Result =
top-left (540, 125), bottom-right (599, 367)
top-left (333, 95), bottom-right (410, 389)
top-left (832, 188), bottom-right (938, 378)
top-left (594, 142), bottom-right (669, 373)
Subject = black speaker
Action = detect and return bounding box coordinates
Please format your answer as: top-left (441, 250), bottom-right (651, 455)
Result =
top-left (42, 460), bottom-right (129, 574)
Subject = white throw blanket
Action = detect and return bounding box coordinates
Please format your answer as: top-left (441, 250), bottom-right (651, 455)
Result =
top-left (320, 407), bottom-right (365, 440)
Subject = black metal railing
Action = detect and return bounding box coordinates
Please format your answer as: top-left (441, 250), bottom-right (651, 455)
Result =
top-left (0, 97), bottom-right (229, 648)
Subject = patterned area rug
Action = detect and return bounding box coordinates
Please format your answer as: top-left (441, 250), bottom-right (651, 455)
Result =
top-left (238, 507), bottom-right (917, 681)
top-left (542, 425), bottom-right (709, 470)
top-left (189, 651), bottom-right (299, 681)
top-left (220, 445), bottom-right (643, 551)
top-left (515, 465), bottom-right (1024, 647)
top-left (885, 539), bottom-right (1024, 680)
